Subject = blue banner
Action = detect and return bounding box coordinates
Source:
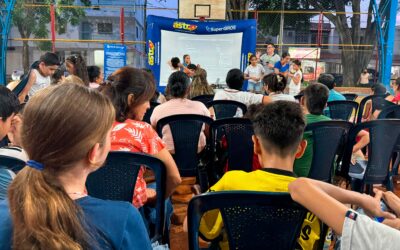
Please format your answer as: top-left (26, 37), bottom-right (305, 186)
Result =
top-left (146, 15), bottom-right (256, 92)
top-left (104, 44), bottom-right (127, 79)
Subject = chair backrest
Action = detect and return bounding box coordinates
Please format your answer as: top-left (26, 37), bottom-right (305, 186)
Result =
top-left (143, 102), bottom-right (160, 124)
top-left (86, 151), bottom-right (166, 242)
top-left (340, 120), bottom-right (400, 192)
top-left (0, 155), bottom-right (26, 172)
top-left (305, 121), bottom-right (353, 183)
top-left (356, 94), bottom-right (390, 123)
top-left (156, 114), bottom-right (214, 177)
top-left (207, 100), bottom-right (247, 119)
top-left (191, 95), bottom-right (215, 106)
top-left (378, 105), bottom-right (400, 119)
top-left (327, 100), bottom-right (359, 123)
top-left (187, 191), bottom-right (306, 250)
top-left (210, 118), bottom-right (254, 174)
top-left (343, 93), bottom-right (358, 101)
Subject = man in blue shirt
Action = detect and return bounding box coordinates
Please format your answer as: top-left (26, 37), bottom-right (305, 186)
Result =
top-left (274, 52), bottom-right (291, 77)
top-left (318, 73), bottom-right (346, 102)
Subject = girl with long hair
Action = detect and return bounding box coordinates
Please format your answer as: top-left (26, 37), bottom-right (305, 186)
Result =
top-left (66, 54), bottom-right (90, 86)
top-left (0, 83), bottom-right (151, 249)
top-left (188, 68), bottom-right (214, 99)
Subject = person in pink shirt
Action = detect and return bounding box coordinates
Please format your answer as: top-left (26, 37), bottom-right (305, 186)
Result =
top-left (150, 71), bottom-right (211, 153)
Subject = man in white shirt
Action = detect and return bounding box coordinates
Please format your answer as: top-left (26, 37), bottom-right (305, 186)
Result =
top-left (259, 43), bottom-right (281, 75)
top-left (214, 68), bottom-right (270, 106)
top-left (18, 52), bottom-right (60, 103)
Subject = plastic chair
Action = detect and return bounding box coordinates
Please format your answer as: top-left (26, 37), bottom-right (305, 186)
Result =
top-left (156, 114), bottom-right (214, 178)
top-left (187, 191), bottom-right (306, 250)
top-left (86, 151), bottom-right (167, 243)
top-left (143, 101), bottom-right (160, 124)
top-left (209, 118), bottom-right (254, 184)
top-left (327, 100), bottom-right (359, 123)
top-left (305, 121), bottom-right (353, 183)
top-left (377, 105), bottom-right (400, 119)
top-left (0, 155), bottom-right (26, 172)
top-left (356, 94), bottom-right (390, 123)
top-left (339, 120), bottom-right (400, 193)
top-left (207, 100), bottom-right (247, 119)
top-left (191, 94), bottom-right (214, 106)
top-left (343, 93), bottom-right (358, 101)
top-left (294, 94), bottom-right (303, 102)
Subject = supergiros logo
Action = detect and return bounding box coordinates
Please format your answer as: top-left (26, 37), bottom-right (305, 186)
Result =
top-left (173, 22), bottom-right (197, 31)
top-left (148, 40), bottom-right (155, 66)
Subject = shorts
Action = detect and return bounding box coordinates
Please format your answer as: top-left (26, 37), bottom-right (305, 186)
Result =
top-left (247, 81), bottom-right (262, 92)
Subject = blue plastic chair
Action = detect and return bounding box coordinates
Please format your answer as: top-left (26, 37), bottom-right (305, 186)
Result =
top-left (343, 93), bottom-right (358, 101)
top-left (327, 100), bottom-right (359, 123)
top-left (0, 155), bottom-right (26, 172)
top-left (209, 118), bottom-right (254, 184)
top-left (340, 120), bottom-right (400, 193)
top-left (191, 94), bottom-right (214, 106)
top-left (143, 101), bottom-right (160, 124)
top-left (187, 191), bottom-right (306, 250)
top-left (156, 114), bottom-right (214, 178)
top-left (305, 121), bottom-right (353, 183)
top-left (86, 151), bottom-right (167, 243)
top-left (207, 100), bottom-right (247, 119)
top-left (356, 94), bottom-right (390, 124)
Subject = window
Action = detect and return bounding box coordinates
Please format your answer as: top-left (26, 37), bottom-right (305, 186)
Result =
top-left (98, 23), bottom-right (113, 34)
top-left (81, 21), bottom-right (92, 40)
top-left (295, 31), bottom-right (309, 44)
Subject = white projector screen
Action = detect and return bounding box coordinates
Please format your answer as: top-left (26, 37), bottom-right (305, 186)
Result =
top-left (160, 30), bottom-right (243, 86)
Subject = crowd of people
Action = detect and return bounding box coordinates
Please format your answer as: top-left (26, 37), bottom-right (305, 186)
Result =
top-left (0, 48), bottom-right (400, 250)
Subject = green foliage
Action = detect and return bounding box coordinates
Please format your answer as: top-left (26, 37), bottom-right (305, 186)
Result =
top-left (12, 0), bottom-right (91, 47)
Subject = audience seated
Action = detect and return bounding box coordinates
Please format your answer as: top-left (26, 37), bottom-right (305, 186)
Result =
top-left (87, 65), bottom-right (103, 89)
top-left (318, 74), bottom-right (346, 102)
top-left (363, 83), bottom-right (389, 121)
top-left (0, 86), bottom-right (20, 200)
top-left (101, 66), bottom-right (181, 232)
top-left (213, 68), bottom-right (270, 106)
top-left (185, 101), bottom-right (321, 249)
top-left (0, 83), bottom-right (152, 249)
top-left (294, 83), bottom-right (331, 177)
top-left (263, 73), bottom-right (295, 102)
top-left (188, 68), bottom-right (214, 99)
top-left (289, 179), bottom-right (400, 249)
top-left (151, 71), bottom-right (210, 153)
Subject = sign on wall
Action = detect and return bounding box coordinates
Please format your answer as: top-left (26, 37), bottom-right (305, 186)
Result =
top-left (104, 44), bottom-right (127, 79)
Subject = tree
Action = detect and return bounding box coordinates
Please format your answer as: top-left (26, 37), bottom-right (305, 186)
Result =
top-left (12, 0), bottom-right (90, 73)
top-left (228, 0), bottom-right (389, 86)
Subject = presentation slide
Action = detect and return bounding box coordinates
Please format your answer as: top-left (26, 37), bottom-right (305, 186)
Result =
top-left (159, 30), bottom-right (243, 86)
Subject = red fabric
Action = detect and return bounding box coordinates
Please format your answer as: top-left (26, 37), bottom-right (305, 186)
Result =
top-left (111, 120), bottom-right (165, 208)
top-left (391, 93), bottom-right (400, 104)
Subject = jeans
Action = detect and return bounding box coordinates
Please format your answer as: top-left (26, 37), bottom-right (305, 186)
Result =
top-left (139, 182), bottom-right (173, 241)
top-left (247, 81), bottom-right (262, 92)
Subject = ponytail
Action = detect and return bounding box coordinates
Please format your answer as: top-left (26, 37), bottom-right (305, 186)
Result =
top-left (263, 73), bottom-right (287, 92)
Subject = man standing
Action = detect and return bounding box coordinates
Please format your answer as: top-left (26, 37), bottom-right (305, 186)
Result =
top-left (258, 43), bottom-right (281, 75)
top-left (18, 52), bottom-right (60, 102)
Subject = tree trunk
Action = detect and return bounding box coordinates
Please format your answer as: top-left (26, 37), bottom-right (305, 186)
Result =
top-left (22, 40), bottom-right (30, 74)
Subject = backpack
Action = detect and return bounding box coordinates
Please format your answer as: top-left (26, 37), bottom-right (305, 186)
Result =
top-left (12, 61), bottom-right (40, 97)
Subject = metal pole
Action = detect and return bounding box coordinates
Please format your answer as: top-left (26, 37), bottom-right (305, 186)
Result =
top-left (278, 0), bottom-right (285, 52)
top-left (50, 4), bottom-right (56, 52)
top-left (120, 7), bottom-right (125, 44)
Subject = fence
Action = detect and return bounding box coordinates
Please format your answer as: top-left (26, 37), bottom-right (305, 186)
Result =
top-left (6, 2), bottom-right (398, 86)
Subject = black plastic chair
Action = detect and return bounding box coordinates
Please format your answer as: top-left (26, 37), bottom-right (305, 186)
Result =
top-left (156, 114), bottom-right (213, 178)
top-left (327, 100), bottom-right (359, 123)
top-left (209, 118), bottom-right (254, 184)
top-left (294, 94), bottom-right (303, 102)
top-left (0, 155), bottom-right (26, 172)
top-left (207, 100), bottom-right (247, 119)
top-left (143, 101), bottom-right (160, 124)
top-left (187, 191), bottom-right (306, 250)
top-left (86, 151), bottom-right (167, 243)
top-left (305, 121), bottom-right (353, 183)
top-left (343, 93), bottom-right (358, 101)
top-left (191, 94), bottom-right (215, 106)
top-left (339, 120), bottom-right (400, 193)
top-left (378, 105), bottom-right (400, 119)
top-left (356, 94), bottom-right (390, 123)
